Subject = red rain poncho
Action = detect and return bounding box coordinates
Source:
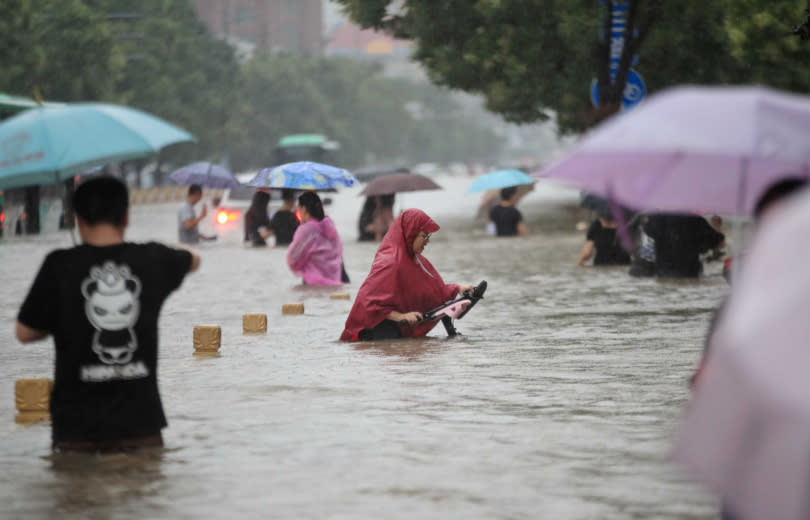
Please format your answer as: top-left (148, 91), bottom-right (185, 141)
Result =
top-left (340, 209), bottom-right (460, 341)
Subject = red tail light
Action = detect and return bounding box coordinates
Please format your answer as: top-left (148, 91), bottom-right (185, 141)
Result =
top-left (216, 209), bottom-right (240, 224)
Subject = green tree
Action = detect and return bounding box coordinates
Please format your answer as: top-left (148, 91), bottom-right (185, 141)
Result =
top-left (89, 0), bottom-right (241, 164)
top-left (0, 0), bottom-right (124, 102)
top-left (723, 1), bottom-right (810, 91)
top-left (334, 1), bottom-right (740, 131)
top-left (0, 0), bottom-right (503, 174)
top-left (227, 53), bottom-right (502, 170)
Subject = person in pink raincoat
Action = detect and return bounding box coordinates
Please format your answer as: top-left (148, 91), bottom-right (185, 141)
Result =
top-left (286, 191), bottom-right (344, 286)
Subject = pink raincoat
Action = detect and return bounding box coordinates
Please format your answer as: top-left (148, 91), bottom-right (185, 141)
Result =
top-left (286, 216), bottom-right (344, 286)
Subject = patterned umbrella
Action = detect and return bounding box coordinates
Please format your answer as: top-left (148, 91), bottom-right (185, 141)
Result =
top-left (246, 161), bottom-right (357, 191)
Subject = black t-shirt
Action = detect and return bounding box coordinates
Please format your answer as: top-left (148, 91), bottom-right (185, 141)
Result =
top-left (271, 210), bottom-right (299, 246)
top-left (586, 219), bottom-right (631, 266)
top-left (17, 242), bottom-right (192, 443)
top-left (644, 215), bottom-right (725, 278)
top-left (489, 205), bottom-right (523, 237)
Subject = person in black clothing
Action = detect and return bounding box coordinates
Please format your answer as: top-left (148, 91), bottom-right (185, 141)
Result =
top-left (643, 214), bottom-right (725, 278)
top-left (357, 196), bottom-right (376, 242)
top-left (270, 188), bottom-right (299, 247)
top-left (628, 214), bottom-right (657, 277)
top-left (577, 214), bottom-right (631, 266)
top-left (15, 176), bottom-right (200, 453)
top-left (244, 190), bottom-right (272, 246)
top-left (489, 186), bottom-right (527, 237)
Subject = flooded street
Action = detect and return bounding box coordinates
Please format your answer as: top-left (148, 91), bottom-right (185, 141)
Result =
top-left (0, 175), bottom-right (724, 519)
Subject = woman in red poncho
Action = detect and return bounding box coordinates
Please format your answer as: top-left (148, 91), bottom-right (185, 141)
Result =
top-left (340, 209), bottom-right (472, 341)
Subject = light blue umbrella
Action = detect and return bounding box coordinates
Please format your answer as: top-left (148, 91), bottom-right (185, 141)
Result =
top-left (0, 103), bottom-right (194, 190)
top-left (467, 168), bottom-right (536, 193)
top-left (169, 161), bottom-right (240, 189)
top-left (246, 161), bottom-right (357, 191)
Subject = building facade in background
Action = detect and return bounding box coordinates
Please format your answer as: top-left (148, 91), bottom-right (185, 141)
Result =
top-left (193, 0), bottom-right (323, 56)
top-left (325, 21), bottom-right (422, 81)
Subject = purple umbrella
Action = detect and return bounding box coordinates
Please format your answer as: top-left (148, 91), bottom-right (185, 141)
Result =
top-left (169, 161), bottom-right (240, 189)
top-left (673, 188), bottom-right (810, 520)
top-left (533, 85), bottom-right (810, 216)
top-left (359, 172), bottom-right (441, 196)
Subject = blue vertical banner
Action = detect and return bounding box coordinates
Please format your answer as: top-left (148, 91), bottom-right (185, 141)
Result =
top-left (609, 1), bottom-right (630, 84)
top-left (592, 0), bottom-right (645, 110)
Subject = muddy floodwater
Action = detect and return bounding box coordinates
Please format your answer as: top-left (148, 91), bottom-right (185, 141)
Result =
top-left (0, 176), bottom-right (725, 519)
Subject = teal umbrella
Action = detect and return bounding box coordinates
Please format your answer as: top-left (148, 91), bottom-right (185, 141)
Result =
top-left (467, 168), bottom-right (536, 193)
top-left (0, 103), bottom-right (194, 190)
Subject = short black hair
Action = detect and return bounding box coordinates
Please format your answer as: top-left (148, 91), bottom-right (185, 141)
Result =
top-left (281, 188), bottom-right (296, 202)
top-left (72, 176), bottom-right (129, 227)
top-left (188, 184), bottom-right (202, 196)
top-left (754, 177), bottom-right (808, 218)
top-left (501, 186), bottom-right (517, 201)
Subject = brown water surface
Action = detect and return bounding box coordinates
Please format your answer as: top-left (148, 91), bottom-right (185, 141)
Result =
top-left (0, 176), bottom-right (723, 519)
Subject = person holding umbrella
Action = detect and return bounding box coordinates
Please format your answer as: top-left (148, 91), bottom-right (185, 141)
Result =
top-left (357, 196), bottom-right (377, 242)
top-left (357, 170), bottom-right (440, 242)
top-left (489, 186), bottom-right (527, 237)
top-left (468, 169), bottom-right (534, 237)
top-left (358, 194), bottom-right (396, 242)
top-left (286, 192), bottom-right (344, 286)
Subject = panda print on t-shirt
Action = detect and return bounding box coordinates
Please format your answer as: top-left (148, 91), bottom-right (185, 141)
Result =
top-left (80, 261), bottom-right (143, 368)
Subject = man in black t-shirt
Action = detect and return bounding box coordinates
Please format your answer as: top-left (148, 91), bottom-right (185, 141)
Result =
top-left (577, 216), bottom-right (631, 266)
top-left (489, 186), bottom-right (527, 237)
top-left (15, 177), bottom-right (200, 453)
top-left (270, 189), bottom-right (300, 246)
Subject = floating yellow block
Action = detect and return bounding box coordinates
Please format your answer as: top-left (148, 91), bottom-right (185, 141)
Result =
top-left (15, 378), bottom-right (53, 424)
top-left (243, 313), bottom-right (267, 333)
top-left (282, 303), bottom-right (305, 315)
top-left (193, 325), bottom-right (221, 355)
top-left (329, 293), bottom-right (350, 300)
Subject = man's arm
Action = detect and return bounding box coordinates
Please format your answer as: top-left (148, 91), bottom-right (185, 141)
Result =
top-left (517, 222), bottom-right (528, 236)
top-left (183, 206), bottom-right (208, 230)
top-left (15, 321), bottom-right (49, 343)
top-left (577, 241), bottom-right (595, 266)
top-left (188, 251), bottom-right (201, 272)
